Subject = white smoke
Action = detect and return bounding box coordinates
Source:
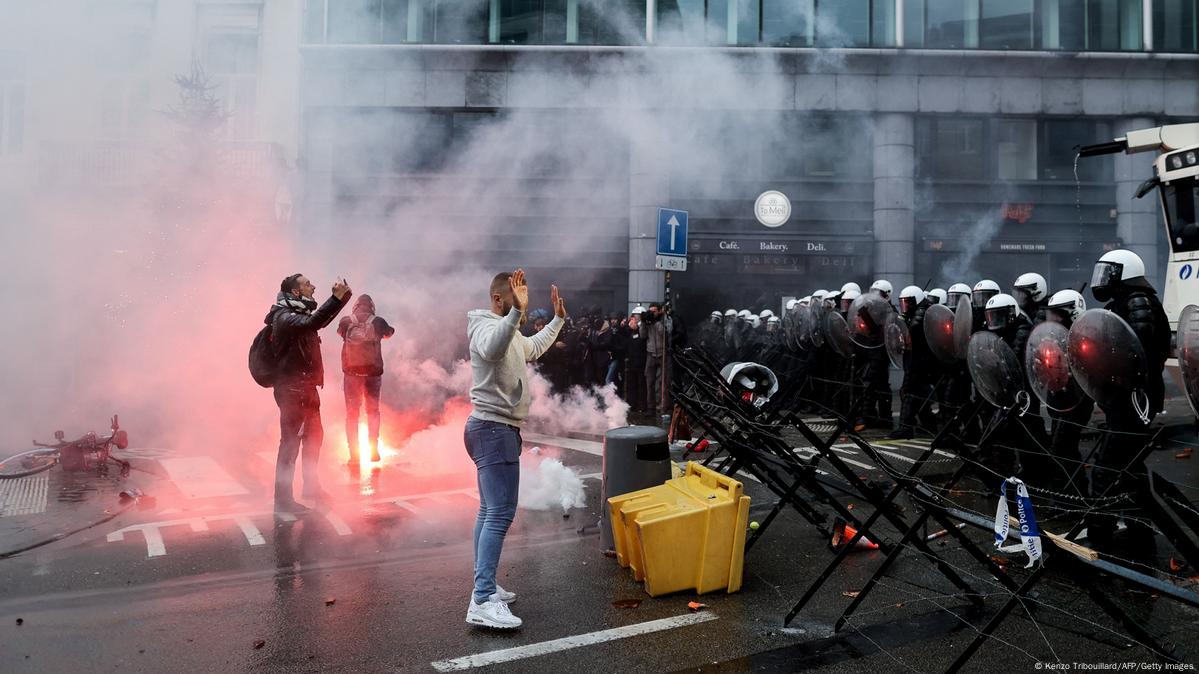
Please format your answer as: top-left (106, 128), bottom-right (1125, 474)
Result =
top-left (941, 208), bottom-right (1005, 283)
top-left (518, 454), bottom-right (587, 515)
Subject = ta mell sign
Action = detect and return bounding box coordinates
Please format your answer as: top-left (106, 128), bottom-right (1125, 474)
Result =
top-left (754, 191), bottom-right (791, 228)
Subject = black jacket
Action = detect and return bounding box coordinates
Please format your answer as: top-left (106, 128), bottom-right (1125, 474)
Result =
top-left (996, 313), bottom-right (1033, 367)
top-left (267, 294), bottom-right (350, 388)
top-left (907, 299), bottom-right (936, 371)
top-left (1106, 289), bottom-right (1170, 412)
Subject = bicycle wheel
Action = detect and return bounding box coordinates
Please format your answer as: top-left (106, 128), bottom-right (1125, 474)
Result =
top-left (0, 448), bottom-right (58, 479)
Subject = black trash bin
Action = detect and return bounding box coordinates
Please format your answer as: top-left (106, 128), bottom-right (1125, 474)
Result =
top-left (600, 425), bottom-right (672, 551)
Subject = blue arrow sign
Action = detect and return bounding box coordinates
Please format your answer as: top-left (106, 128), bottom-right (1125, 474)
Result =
top-left (657, 208), bottom-right (688, 257)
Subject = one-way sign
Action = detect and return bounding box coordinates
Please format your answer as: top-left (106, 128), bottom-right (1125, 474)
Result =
top-left (656, 208), bottom-right (688, 257)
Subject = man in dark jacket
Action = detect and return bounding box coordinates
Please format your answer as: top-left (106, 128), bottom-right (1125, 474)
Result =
top-left (337, 294), bottom-right (395, 466)
top-left (267, 273), bottom-right (351, 513)
top-left (625, 308), bottom-right (648, 414)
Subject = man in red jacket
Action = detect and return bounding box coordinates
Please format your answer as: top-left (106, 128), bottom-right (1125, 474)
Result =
top-left (337, 294), bottom-right (396, 465)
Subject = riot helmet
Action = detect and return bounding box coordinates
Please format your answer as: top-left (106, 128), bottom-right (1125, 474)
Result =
top-left (1012, 272), bottom-right (1048, 313)
top-left (984, 293), bottom-right (1022, 331)
top-left (1046, 289), bottom-right (1086, 325)
top-left (870, 279), bottom-right (893, 299)
top-left (723, 308), bottom-right (737, 319)
top-left (928, 288), bottom-right (947, 305)
top-left (840, 288), bottom-right (861, 313)
top-left (972, 280), bottom-right (1001, 309)
top-left (841, 282), bottom-right (862, 295)
top-left (766, 316), bottom-right (780, 331)
top-left (785, 299), bottom-right (799, 312)
top-left (709, 310), bottom-right (723, 324)
top-left (898, 286), bottom-right (925, 316)
top-left (1091, 249), bottom-right (1148, 303)
top-left (947, 283), bottom-right (972, 309)
top-left (759, 309), bottom-right (776, 320)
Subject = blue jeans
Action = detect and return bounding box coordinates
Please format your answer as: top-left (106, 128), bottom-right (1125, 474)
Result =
top-left (463, 416), bottom-right (521, 604)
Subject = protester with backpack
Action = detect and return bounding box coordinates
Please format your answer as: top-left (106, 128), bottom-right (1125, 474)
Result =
top-left (257, 273), bottom-right (351, 514)
top-left (337, 294), bottom-right (395, 466)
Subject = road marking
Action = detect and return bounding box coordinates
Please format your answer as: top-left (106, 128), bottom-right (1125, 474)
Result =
top-left (521, 432), bottom-right (602, 457)
top-left (323, 511), bottom-right (352, 536)
top-left (104, 487), bottom-right (482, 556)
top-left (159, 456), bottom-right (249, 499)
top-left (231, 515), bottom-right (266, 546)
top-left (431, 612), bottom-right (719, 672)
top-left (0, 471), bottom-right (48, 517)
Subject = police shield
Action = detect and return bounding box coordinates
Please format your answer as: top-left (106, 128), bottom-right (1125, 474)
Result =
top-left (885, 315), bottom-right (911, 369)
top-left (1026, 321), bottom-right (1086, 413)
top-left (847, 293), bottom-right (892, 349)
top-left (967, 331), bottom-right (1025, 409)
top-left (1177, 304), bottom-right (1199, 420)
top-left (783, 306), bottom-right (801, 352)
top-left (953, 295), bottom-right (973, 359)
top-left (1067, 309), bottom-right (1147, 409)
top-left (923, 303), bottom-right (958, 364)
top-left (825, 311), bottom-right (855, 358)
top-left (807, 304), bottom-right (826, 348)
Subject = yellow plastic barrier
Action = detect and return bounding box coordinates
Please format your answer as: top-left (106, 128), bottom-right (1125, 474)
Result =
top-left (607, 462), bottom-right (750, 596)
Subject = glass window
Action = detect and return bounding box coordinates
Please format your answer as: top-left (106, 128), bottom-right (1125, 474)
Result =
top-left (1154, 0), bottom-right (1198, 51)
top-left (578, 1), bottom-right (645, 44)
top-left (206, 34), bottom-right (258, 74)
top-left (904, 0), bottom-right (926, 45)
top-left (925, 0), bottom-right (979, 48)
top-left (496, 0), bottom-right (559, 44)
top-left (657, 0), bottom-right (707, 44)
top-left (1088, 0), bottom-right (1143, 50)
top-left (303, 0), bottom-right (325, 42)
top-left (707, 0), bottom-right (761, 44)
top-left (916, 117), bottom-right (988, 180)
top-left (980, 0), bottom-right (1032, 48)
top-left (1164, 177), bottom-right (1199, 252)
top-left (763, 0), bottom-right (816, 46)
top-left (430, 0), bottom-right (488, 43)
top-left (1037, 0), bottom-right (1087, 49)
top-left (817, 0), bottom-right (871, 46)
top-left (327, 0), bottom-right (383, 43)
top-left (1039, 119), bottom-right (1113, 181)
top-left (996, 119), bottom-right (1037, 180)
top-left (873, 0), bottom-right (898, 46)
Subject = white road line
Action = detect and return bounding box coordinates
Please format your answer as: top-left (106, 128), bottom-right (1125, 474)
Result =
top-left (430, 612), bottom-right (719, 672)
top-left (323, 511), bottom-right (353, 536)
top-left (521, 432), bottom-right (602, 457)
top-left (231, 515), bottom-right (266, 546)
top-left (159, 456), bottom-right (249, 499)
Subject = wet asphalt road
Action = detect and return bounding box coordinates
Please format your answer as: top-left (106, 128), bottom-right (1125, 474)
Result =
top-left (1, 407), bottom-right (1199, 672)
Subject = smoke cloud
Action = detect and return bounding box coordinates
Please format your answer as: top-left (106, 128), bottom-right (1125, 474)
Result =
top-left (0, 3), bottom-right (874, 510)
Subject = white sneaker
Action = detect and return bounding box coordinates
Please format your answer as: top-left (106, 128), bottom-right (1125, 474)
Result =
top-left (466, 598), bottom-right (522, 630)
top-left (492, 584), bottom-right (516, 603)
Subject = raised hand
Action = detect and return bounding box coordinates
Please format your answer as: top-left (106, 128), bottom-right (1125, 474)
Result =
top-left (332, 278), bottom-right (351, 300)
top-left (551, 284), bottom-right (567, 319)
top-left (509, 269), bottom-right (529, 311)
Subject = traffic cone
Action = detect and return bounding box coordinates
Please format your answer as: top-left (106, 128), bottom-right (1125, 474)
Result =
top-left (829, 517), bottom-right (879, 552)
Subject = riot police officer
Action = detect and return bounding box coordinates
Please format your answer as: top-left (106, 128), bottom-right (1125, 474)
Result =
top-left (1041, 289), bottom-right (1092, 495)
top-left (1013, 272), bottom-right (1049, 325)
top-left (1087, 250), bottom-right (1170, 545)
top-left (890, 286), bottom-right (938, 439)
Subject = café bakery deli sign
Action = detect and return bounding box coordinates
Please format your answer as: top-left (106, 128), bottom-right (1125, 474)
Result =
top-left (689, 238), bottom-right (868, 256)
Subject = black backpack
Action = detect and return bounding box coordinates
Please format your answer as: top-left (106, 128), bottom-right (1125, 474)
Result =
top-left (248, 322), bottom-right (282, 388)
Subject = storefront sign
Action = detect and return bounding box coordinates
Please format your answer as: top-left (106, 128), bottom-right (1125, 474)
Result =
top-left (690, 237), bottom-right (869, 256)
top-left (921, 238), bottom-right (1122, 254)
top-left (1001, 203), bottom-right (1035, 224)
top-left (754, 191), bottom-right (792, 228)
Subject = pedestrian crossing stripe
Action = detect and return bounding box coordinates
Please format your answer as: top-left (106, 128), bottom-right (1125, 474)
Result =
top-left (0, 472), bottom-right (49, 517)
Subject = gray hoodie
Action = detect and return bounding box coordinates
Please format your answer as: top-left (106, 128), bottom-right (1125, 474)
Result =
top-left (467, 309), bottom-right (564, 426)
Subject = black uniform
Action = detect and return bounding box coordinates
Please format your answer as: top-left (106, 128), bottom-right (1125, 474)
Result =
top-left (895, 299), bottom-right (939, 436)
